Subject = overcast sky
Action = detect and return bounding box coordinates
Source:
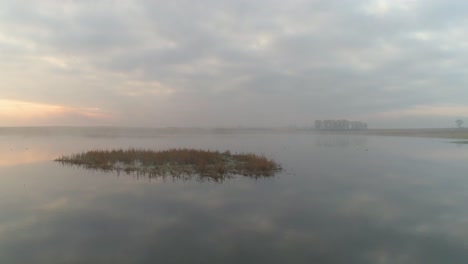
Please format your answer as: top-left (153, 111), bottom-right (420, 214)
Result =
top-left (1, 0), bottom-right (467, 128)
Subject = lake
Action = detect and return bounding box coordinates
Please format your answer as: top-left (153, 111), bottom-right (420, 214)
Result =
top-left (1, 128), bottom-right (468, 263)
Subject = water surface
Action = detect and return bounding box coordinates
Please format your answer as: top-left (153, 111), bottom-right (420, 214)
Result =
top-left (1, 129), bottom-right (468, 263)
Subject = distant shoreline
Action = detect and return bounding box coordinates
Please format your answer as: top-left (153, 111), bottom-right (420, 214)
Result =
top-left (0, 126), bottom-right (467, 140)
top-left (317, 128), bottom-right (468, 140)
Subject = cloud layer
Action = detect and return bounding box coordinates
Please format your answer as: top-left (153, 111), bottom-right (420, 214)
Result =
top-left (1, 0), bottom-right (467, 127)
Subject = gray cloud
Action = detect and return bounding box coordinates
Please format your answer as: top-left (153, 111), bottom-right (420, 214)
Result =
top-left (1, 0), bottom-right (467, 127)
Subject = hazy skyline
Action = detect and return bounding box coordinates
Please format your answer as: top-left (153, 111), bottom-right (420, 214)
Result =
top-left (1, 0), bottom-right (467, 128)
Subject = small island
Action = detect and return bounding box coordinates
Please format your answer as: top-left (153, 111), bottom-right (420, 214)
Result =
top-left (55, 148), bottom-right (281, 181)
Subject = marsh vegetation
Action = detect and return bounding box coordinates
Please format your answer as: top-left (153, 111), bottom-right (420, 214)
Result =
top-left (55, 148), bottom-right (281, 181)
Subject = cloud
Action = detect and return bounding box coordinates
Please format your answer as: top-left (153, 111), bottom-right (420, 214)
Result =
top-left (1, 0), bottom-right (468, 127)
top-left (373, 104), bottom-right (468, 119)
top-left (363, 0), bottom-right (419, 16)
top-left (0, 99), bottom-right (112, 126)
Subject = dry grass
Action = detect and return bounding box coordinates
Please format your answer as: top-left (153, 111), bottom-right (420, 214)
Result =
top-left (55, 148), bottom-right (281, 181)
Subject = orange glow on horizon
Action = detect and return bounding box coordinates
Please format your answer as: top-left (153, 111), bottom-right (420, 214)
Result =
top-left (372, 104), bottom-right (468, 119)
top-left (0, 99), bottom-right (111, 125)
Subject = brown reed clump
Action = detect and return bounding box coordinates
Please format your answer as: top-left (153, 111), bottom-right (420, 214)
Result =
top-left (55, 148), bottom-right (281, 181)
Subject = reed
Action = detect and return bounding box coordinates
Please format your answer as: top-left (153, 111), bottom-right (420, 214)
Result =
top-left (55, 148), bottom-right (281, 181)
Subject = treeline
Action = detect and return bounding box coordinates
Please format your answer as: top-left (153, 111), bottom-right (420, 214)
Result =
top-left (315, 120), bottom-right (368, 130)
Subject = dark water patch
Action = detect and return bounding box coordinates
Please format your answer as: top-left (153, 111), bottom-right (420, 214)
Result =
top-left (450, 141), bottom-right (468, 144)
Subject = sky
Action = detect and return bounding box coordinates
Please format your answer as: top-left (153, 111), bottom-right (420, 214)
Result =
top-left (1, 0), bottom-right (467, 128)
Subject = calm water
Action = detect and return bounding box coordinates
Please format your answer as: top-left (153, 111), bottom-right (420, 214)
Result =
top-left (1, 129), bottom-right (468, 263)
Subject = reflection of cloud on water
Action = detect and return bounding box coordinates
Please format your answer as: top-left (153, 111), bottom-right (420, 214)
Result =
top-left (0, 197), bottom-right (462, 263)
top-left (416, 149), bottom-right (468, 162)
top-left (328, 169), bottom-right (468, 259)
top-left (0, 217), bottom-right (37, 237)
top-left (38, 197), bottom-right (70, 212)
top-left (3, 170), bottom-right (468, 264)
top-left (367, 137), bottom-right (468, 163)
top-left (1, 134), bottom-right (468, 263)
top-left (315, 135), bottom-right (368, 148)
top-left (0, 148), bottom-right (57, 167)
top-left (337, 192), bottom-right (404, 222)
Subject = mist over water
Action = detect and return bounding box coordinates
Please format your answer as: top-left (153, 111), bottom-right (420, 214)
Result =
top-left (0, 128), bottom-right (468, 263)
